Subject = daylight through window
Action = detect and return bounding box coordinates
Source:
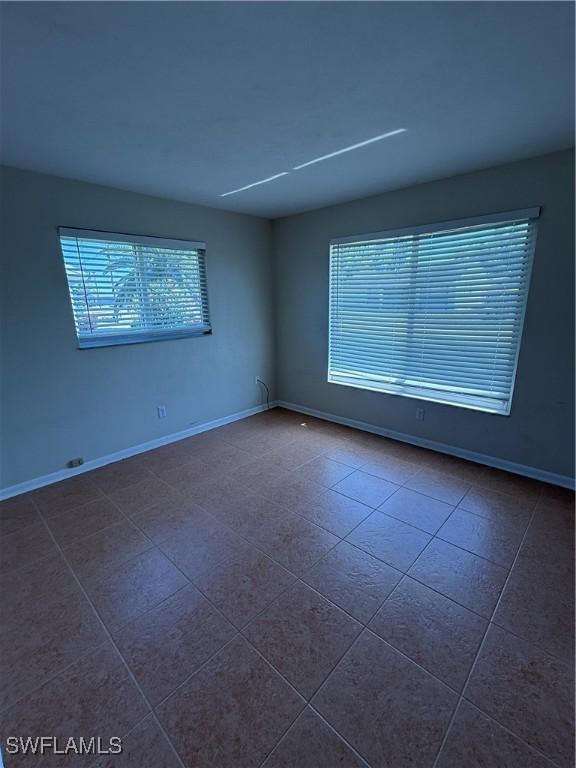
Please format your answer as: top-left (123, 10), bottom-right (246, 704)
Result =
top-left (328, 209), bottom-right (540, 414)
top-left (59, 228), bottom-right (211, 348)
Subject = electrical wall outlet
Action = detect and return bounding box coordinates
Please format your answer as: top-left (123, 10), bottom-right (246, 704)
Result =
top-left (416, 407), bottom-right (425, 421)
top-left (68, 457), bottom-right (84, 468)
top-left (157, 405), bottom-right (167, 419)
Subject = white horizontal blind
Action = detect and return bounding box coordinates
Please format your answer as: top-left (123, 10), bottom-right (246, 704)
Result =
top-left (328, 209), bottom-right (539, 414)
top-left (59, 228), bottom-right (211, 348)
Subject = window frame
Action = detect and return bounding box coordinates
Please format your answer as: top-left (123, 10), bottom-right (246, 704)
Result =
top-left (58, 227), bottom-right (211, 349)
top-left (327, 207), bottom-right (540, 416)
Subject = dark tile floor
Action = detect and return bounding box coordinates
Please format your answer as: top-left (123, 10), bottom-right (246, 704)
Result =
top-left (0, 408), bottom-right (574, 767)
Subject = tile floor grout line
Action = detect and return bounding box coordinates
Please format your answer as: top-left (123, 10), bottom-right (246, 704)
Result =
top-left (361, 626), bottom-right (464, 697)
top-left (303, 626), bottom-right (381, 766)
top-left (32, 499), bottom-right (190, 768)
top-left (96, 474), bottom-right (369, 645)
top-left (152, 473), bottom-right (347, 585)
top-left (0, 637), bottom-right (112, 717)
top-left (306, 615), bottom-right (566, 768)
top-left (17, 462), bottom-right (549, 662)
top-left (346, 502), bottom-right (531, 571)
top-left (149, 632), bottom-right (241, 711)
top-left (429, 487), bottom-right (545, 768)
top-left (124, 488), bottom-right (399, 767)
top-left (5, 416), bottom-right (569, 767)
top-left (23, 433), bottom-right (536, 580)
top-left (296, 706), bottom-right (373, 768)
top-left (453, 698), bottom-right (564, 768)
top-left (240, 597), bottom-right (365, 700)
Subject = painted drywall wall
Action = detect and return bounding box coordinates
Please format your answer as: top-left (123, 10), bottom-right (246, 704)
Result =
top-left (273, 150), bottom-right (575, 480)
top-left (0, 167), bottom-right (274, 489)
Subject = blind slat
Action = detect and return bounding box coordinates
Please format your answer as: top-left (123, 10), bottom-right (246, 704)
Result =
top-left (328, 212), bottom-right (538, 415)
top-left (59, 229), bottom-right (211, 348)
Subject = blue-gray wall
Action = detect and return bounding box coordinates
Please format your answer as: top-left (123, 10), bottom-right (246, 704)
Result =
top-left (1, 151), bottom-right (574, 491)
top-left (273, 150), bottom-right (575, 480)
top-left (0, 167), bottom-right (274, 489)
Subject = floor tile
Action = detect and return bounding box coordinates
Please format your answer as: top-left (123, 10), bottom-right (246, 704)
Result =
top-left (108, 476), bottom-right (181, 516)
top-left (244, 582), bottom-right (362, 698)
top-left (227, 457), bottom-right (288, 489)
top-left (264, 440), bottom-right (327, 471)
top-left (312, 630), bottom-right (457, 768)
top-left (93, 716), bottom-right (181, 768)
top-left (46, 497), bottom-right (122, 547)
top-left (524, 502), bottom-right (575, 560)
top-left (229, 459), bottom-right (292, 503)
top-left (459, 486), bottom-right (534, 526)
top-left (378, 488), bottom-right (453, 534)
top-left (82, 547), bottom-right (188, 630)
top-left (291, 456), bottom-right (354, 488)
top-left (404, 468), bottom-right (470, 505)
top-left (303, 541), bottom-right (401, 623)
top-left (538, 483), bottom-right (575, 512)
top-left (32, 475), bottom-right (103, 517)
top-left (0, 494), bottom-right (40, 536)
top-left (181, 429), bottom-right (235, 453)
top-left (262, 708), bottom-right (366, 768)
top-left (2, 412), bottom-right (573, 768)
top-left (0, 555), bottom-right (107, 711)
top-left (0, 643), bottom-right (148, 767)
top-left (157, 636), bottom-right (304, 768)
top-left (1, 553), bottom-right (75, 623)
top-left (409, 538), bottom-right (508, 617)
top-left (89, 457), bottom-right (154, 493)
top-left (114, 583), bottom-right (235, 705)
top-left (476, 467), bottom-right (542, 502)
top-left (65, 519), bottom-right (153, 580)
top-left (0, 520), bottom-right (58, 574)
top-left (332, 471), bottom-right (399, 508)
top-left (186, 440), bottom-right (253, 471)
top-left (370, 577), bottom-right (487, 690)
top-left (183, 475), bottom-right (252, 514)
top-left (129, 497), bottom-right (211, 545)
top-left (437, 507), bottom-right (525, 567)
top-left (156, 457), bottom-right (219, 491)
top-left (323, 441), bottom-right (375, 470)
top-left (494, 549), bottom-right (574, 665)
top-left (208, 492), bottom-right (288, 541)
top-left (360, 454), bottom-right (420, 485)
top-left (260, 475), bottom-right (325, 509)
top-left (423, 454), bottom-right (487, 484)
top-left (465, 624), bottom-right (575, 767)
top-left (347, 512), bottom-right (431, 571)
top-left (195, 545), bottom-right (296, 628)
top-left (241, 430), bottom-right (299, 457)
top-left (139, 442), bottom-right (196, 474)
top-left (289, 488), bottom-right (372, 537)
top-left (159, 515), bottom-right (248, 581)
top-left (436, 700), bottom-right (555, 768)
top-left (252, 512), bottom-right (339, 576)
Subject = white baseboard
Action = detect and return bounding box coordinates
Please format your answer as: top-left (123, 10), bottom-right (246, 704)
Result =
top-left (0, 402), bottom-right (278, 501)
top-left (3, 398), bottom-right (573, 499)
top-left (277, 400), bottom-right (575, 490)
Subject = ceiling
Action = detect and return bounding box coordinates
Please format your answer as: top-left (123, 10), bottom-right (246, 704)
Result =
top-left (1, 2), bottom-right (574, 218)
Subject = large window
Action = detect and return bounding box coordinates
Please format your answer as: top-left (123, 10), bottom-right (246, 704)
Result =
top-left (59, 228), bottom-right (211, 348)
top-left (328, 208), bottom-right (539, 415)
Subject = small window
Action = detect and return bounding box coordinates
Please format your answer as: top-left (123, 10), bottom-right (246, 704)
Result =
top-left (59, 228), bottom-right (211, 348)
top-left (328, 208), bottom-right (540, 415)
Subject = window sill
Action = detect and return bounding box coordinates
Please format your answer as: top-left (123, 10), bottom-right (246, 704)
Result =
top-left (77, 326), bottom-right (212, 349)
top-left (327, 373), bottom-right (510, 415)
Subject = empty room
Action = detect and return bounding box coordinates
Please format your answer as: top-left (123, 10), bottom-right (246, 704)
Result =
top-left (0, 2), bottom-right (574, 767)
